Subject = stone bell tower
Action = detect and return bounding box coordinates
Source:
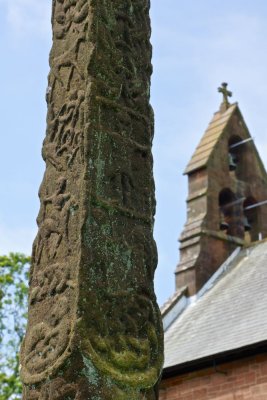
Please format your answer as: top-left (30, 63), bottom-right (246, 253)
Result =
top-left (176, 83), bottom-right (267, 296)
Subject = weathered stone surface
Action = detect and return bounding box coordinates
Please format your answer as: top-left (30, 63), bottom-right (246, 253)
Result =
top-left (21, 0), bottom-right (163, 398)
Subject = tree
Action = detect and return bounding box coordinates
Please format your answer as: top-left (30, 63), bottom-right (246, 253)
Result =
top-left (0, 253), bottom-right (30, 400)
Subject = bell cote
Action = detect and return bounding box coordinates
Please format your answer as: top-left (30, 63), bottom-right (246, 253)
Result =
top-left (176, 83), bottom-right (267, 296)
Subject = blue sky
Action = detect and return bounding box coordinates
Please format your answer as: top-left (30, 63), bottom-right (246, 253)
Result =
top-left (1, 1), bottom-right (267, 306)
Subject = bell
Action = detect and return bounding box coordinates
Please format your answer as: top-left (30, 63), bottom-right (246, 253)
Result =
top-left (228, 153), bottom-right (237, 171)
top-left (243, 216), bottom-right (251, 231)
top-left (220, 219), bottom-right (229, 231)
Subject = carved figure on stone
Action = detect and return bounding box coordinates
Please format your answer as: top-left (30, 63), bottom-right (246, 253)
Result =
top-left (108, 168), bottom-right (135, 208)
top-left (42, 104), bottom-right (65, 171)
top-left (30, 263), bottom-right (75, 304)
top-left (22, 297), bottom-right (71, 376)
top-left (84, 291), bottom-right (163, 387)
top-left (33, 177), bottom-right (77, 264)
top-left (53, 0), bottom-right (89, 40)
top-left (50, 32), bottom-right (86, 90)
top-left (53, 0), bottom-right (72, 40)
top-left (43, 90), bottom-right (85, 170)
top-left (50, 0), bottom-right (90, 89)
top-left (72, 0), bottom-right (89, 26)
top-left (59, 90), bottom-right (85, 124)
top-left (24, 378), bottom-right (79, 400)
top-left (57, 128), bottom-right (84, 167)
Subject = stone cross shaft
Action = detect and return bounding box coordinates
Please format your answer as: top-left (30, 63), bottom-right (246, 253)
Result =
top-left (20, 1), bottom-right (163, 399)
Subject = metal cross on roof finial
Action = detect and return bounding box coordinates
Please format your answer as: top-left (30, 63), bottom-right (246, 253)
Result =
top-left (218, 82), bottom-right (232, 112)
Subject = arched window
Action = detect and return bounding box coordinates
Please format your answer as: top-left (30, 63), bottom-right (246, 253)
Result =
top-left (228, 135), bottom-right (252, 180)
top-left (243, 197), bottom-right (259, 242)
top-left (219, 188), bottom-right (236, 235)
top-left (228, 135), bottom-right (242, 172)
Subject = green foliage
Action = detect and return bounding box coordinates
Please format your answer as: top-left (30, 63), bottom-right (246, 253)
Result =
top-left (0, 253), bottom-right (30, 400)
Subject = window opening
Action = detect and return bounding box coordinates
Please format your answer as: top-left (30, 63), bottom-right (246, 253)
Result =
top-left (243, 197), bottom-right (259, 242)
top-left (219, 188), bottom-right (236, 235)
top-left (228, 135), bottom-right (242, 172)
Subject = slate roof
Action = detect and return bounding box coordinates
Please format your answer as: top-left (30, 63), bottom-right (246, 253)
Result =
top-left (163, 239), bottom-right (267, 369)
top-left (161, 286), bottom-right (187, 318)
top-left (184, 103), bottom-right (237, 175)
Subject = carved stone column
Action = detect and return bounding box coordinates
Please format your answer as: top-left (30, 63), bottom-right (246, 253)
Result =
top-left (20, 0), bottom-right (163, 398)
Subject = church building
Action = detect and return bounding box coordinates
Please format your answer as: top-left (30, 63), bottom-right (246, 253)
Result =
top-left (159, 84), bottom-right (267, 400)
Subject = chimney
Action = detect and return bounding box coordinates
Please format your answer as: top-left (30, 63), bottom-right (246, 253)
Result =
top-left (175, 84), bottom-right (267, 296)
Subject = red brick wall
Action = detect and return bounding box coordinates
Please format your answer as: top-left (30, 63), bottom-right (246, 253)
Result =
top-left (159, 354), bottom-right (267, 400)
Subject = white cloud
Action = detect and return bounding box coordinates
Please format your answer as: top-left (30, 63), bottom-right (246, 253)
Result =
top-left (1, 0), bottom-right (51, 37)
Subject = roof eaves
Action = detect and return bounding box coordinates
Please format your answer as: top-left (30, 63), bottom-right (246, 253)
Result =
top-left (162, 340), bottom-right (267, 379)
top-left (161, 287), bottom-right (188, 330)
